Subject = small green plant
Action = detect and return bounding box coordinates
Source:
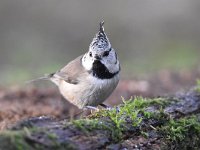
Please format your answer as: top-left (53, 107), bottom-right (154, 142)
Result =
top-left (72, 118), bottom-right (123, 141)
top-left (88, 96), bottom-right (172, 141)
top-left (105, 97), bottom-right (144, 130)
top-left (160, 116), bottom-right (200, 142)
top-left (76, 97), bottom-right (157, 141)
top-left (106, 96), bottom-right (170, 126)
top-left (72, 119), bottom-right (100, 132)
top-left (98, 97), bottom-right (146, 141)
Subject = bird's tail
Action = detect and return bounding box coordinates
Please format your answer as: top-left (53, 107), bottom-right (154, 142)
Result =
top-left (26, 73), bottom-right (54, 84)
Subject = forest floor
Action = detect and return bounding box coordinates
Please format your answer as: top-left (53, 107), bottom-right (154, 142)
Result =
top-left (0, 68), bottom-right (200, 149)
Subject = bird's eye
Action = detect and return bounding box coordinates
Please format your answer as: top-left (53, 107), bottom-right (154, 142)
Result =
top-left (103, 51), bottom-right (109, 57)
top-left (89, 52), bottom-right (92, 57)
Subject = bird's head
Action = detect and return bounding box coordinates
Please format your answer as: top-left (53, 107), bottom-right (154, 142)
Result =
top-left (82, 21), bottom-right (120, 75)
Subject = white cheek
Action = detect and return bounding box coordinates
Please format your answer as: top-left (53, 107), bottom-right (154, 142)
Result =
top-left (102, 55), bottom-right (119, 73)
top-left (82, 55), bottom-right (93, 70)
top-left (103, 54), bottom-right (115, 65)
top-left (109, 55), bottom-right (116, 64)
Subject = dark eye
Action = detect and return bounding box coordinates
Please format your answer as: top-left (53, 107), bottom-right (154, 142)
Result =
top-left (89, 52), bottom-right (92, 57)
top-left (103, 51), bottom-right (109, 57)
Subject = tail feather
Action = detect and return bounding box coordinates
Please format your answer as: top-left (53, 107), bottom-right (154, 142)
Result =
top-left (26, 73), bottom-right (54, 84)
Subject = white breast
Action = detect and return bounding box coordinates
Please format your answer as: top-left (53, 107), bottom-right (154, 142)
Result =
top-left (58, 74), bottom-right (119, 109)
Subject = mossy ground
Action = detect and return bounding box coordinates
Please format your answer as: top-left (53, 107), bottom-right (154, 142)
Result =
top-left (0, 94), bottom-right (200, 150)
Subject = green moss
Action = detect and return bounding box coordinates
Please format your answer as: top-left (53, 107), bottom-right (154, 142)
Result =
top-left (0, 128), bottom-right (77, 150)
top-left (105, 97), bottom-right (144, 128)
top-left (72, 97), bottom-right (200, 148)
top-left (96, 96), bottom-right (170, 123)
top-left (160, 116), bottom-right (200, 149)
top-left (0, 130), bottom-right (32, 150)
top-left (72, 119), bottom-right (99, 133)
top-left (2, 96), bottom-right (199, 149)
top-left (106, 96), bottom-right (171, 139)
top-left (120, 96), bottom-right (170, 109)
top-left (93, 96), bottom-right (170, 118)
top-left (85, 97), bottom-right (171, 141)
top-left (72, 118), bottom-right (123, 142)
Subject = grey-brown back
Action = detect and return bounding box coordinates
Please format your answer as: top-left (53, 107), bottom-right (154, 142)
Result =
top-left (55, 55), bottom-right (87, 84)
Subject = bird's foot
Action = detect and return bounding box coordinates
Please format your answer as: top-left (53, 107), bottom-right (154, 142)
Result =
top-left (100, 103), bottom-right (120, 112)
top-left (83, 106), bottom-right (99, 112)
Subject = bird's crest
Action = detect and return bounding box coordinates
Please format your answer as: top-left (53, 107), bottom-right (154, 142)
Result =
top-left (89, 21), bottom-right (111, 52)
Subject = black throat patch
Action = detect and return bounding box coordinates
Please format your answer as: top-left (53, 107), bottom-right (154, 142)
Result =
top-left (91, 60), bottom-right (119, 79)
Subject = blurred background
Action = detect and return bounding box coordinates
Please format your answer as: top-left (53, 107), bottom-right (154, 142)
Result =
top-left (1, 0), bottom-right (200, 130)
top-left (0, 0), bottom-right (200, 85)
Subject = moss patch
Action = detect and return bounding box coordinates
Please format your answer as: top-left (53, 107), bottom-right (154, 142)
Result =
top-left (74, 97), bottom-right (172, 142)
top-left (160, 116), bottom-right (200, 149)
top-left (0, 128), bottom-right (77, 150)
top-left (0, 95), bottom-right (199, 149)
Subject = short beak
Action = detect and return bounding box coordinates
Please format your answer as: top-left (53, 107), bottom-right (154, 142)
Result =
top-left (94, 54), bottom-right (101, 60)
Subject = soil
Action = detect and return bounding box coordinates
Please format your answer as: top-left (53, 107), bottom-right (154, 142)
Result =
top-left (0, 69), bottom-right (200, 130)
top-left (0, 85), bottom-right (199, 149)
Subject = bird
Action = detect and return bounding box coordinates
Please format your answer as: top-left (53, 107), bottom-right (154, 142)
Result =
top-left (29, 21), bottom-right (120, 109)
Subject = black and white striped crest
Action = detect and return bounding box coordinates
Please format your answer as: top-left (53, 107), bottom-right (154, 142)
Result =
top-left (90, 21), bottom-right (111, 52)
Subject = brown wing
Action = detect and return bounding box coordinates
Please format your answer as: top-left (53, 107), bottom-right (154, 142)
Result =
top-left (55, 55), bottom-right (87, 84)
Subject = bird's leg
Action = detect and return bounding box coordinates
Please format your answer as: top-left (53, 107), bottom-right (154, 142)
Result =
top-left (83, 106), bottom-right (99, 111)
top-left (100, 103), bottom-right (120, 113)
